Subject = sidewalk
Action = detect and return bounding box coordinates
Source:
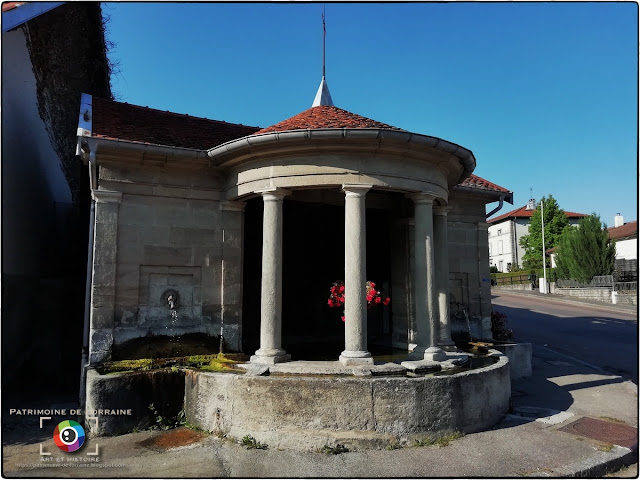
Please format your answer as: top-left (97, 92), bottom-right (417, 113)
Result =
top-left (3, 342), bottom-right (638, 478)
top-left (492, 287), bottom-right (638, 314)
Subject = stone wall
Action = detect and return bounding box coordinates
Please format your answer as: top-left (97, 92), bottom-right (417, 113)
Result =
top-left (555, 287), bottom-right (613, 302)
top-left (88, 166), bottom-right (244, 363)
top-left (492, 284), bottom-right (534, 291)
top-left (554, 287), bottom-right (637, 306)
top-left (446, 191), bottom-right (493, 341)
top-left (615, 293), bottom-right (637, 305)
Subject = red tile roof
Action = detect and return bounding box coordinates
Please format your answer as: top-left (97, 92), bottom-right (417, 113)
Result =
top-left (489, 205), bottom-right (588, 223)
top-left (91, 97), bottom-right (261, 150)
top-left (608, 221), bottom-right (637, 240)
top-left (87, 99), bottom-right (516, 201)
top-left (458, 174), bottom-right (511, 194)
top-left (253, 105), bottom-right (404, 135)
top-left (2, 2), bottom-right (26, 12)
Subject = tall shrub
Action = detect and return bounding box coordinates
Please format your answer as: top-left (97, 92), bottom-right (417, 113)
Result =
top-left (554, 214), bottom-right (616, 282)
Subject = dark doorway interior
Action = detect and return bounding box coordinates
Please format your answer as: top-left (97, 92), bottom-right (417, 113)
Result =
top-left (242, 197), bottom-right (393, 360)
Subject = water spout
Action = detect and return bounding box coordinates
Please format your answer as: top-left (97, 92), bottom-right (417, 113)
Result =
top-left (163, 289), bottom-right (179, 324)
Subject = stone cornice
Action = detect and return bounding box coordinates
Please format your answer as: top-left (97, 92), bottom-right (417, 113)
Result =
top-left (207, 128), bottom-right (475, 182)
top-left (91, 189), bottom-right (122, 203)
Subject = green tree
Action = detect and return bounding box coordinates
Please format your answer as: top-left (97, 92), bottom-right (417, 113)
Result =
top-left (554, 214), bottom-right (616, 282)
top-left (519, 195), bottom-right (569, 269)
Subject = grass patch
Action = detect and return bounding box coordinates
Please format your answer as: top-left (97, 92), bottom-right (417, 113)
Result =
top-left (598, 443), bottom-right (615, 452)
top-left (240, 435), bottom-right (268, 450)
top-left (182, 421), bottom-right (209, 434)
top-left (319, 444), bottom-right (349, 455)
top-left (599, 416), bottom-right (625, 424)
top-left (102, 358), bottom-right (153, 373)
top-left (414, 431), bottom-right (463, 447)
top-left (100, 353), bottom-right (241, 374)
top-left (385, 440), bottom-right (403, 450)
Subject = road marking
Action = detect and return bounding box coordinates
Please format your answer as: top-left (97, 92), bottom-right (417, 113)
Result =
top-left (530, 309), bottom-right (571, 318)
top-left (536, 345), bottom-right (613, 377)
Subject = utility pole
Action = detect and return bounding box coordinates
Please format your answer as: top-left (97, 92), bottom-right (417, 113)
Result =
top-left (541, 198), bottom-right (548, 294)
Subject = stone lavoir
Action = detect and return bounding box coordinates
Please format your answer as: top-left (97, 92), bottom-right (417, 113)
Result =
top-left (78, 77), bottom-right (516, 446)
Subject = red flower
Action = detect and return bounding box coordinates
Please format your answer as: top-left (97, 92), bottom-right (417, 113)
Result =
top-left (375, 296), bottom-right (382, 304)
top-left (339, 285), bottom-right (345, 293)
top-left (383, 297), bottom-right (390, 306)
top-left (341, 316), bottom-right (345, 322)
top-left (328, 299), bottom-right (334, 307)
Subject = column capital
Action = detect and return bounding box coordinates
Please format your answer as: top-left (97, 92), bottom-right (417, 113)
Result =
top-left (220, 200), bottom-right (246, 212)
top-left (91, 190), bottom-right (122, 203)
top-left (342, 184), bottom-right (373, 198)
top-left (408, 192), bottom-right (437, 205)
top-left (433, 205), bottom-right (451, 216)
top-left (255, 187), bottom-right (291, 201)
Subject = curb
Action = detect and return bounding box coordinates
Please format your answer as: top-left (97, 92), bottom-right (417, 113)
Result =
top-left (492, 289), bottom-right (637, 314)
top-left (550, 444), bottom-right (638, 477)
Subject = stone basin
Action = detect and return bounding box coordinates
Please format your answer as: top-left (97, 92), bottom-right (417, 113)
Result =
top-left (86, 349), bottom-right (511, 450)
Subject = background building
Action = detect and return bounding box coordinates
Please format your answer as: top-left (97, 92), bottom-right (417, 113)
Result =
top-left (608, 214), bottom-right (638, 280)
top-left (487, 198), bottom-right (586, 272)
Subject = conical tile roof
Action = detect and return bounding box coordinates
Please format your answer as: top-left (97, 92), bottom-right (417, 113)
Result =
top-left (254, 105), bottom-right (405, 135)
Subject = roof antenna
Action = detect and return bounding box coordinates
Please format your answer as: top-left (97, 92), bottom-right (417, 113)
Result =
top-left (322, 5), bottom-right (326, 78)
top-left (527, 187), bottom-right (536, 210)
top-left (312, 5), bottom-right (334, 107)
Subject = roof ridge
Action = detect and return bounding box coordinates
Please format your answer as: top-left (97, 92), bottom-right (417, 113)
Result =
top-left (92, 96), bottom-right (261, 130)
top-left (489, 204), bottom-right (589, 223)
top-left (253, 105), bottom-right (405, 135)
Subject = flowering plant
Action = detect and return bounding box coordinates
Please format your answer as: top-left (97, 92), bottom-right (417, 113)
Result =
top-left (328, 281), bottom-right (390, 322)
top-left (491, 310), bottom-right (513, 341)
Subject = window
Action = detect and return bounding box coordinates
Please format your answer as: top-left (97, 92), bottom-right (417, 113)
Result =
top-left (489, 243), bottom-right (492, 255)
top-left (498, 240), bottom-right (503, 255)
top-left (497, 229), bottom-right (502, 235)
top-left (498, 260), bottom-right (504, 272)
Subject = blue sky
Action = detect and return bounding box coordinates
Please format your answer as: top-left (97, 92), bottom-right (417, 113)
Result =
top-left (104, 2), bottom-right (638, 226)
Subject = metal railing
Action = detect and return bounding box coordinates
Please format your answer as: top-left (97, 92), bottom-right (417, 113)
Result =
top-left (557, 276), bottom-right (614, 289)
top-left (614, 281), bottom-right (638, 293)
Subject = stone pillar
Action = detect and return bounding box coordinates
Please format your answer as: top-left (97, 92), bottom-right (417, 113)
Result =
top-left (477, 221), bottom-right (493, 339)
top-left (88, 190), bottom-right (122, 364)
top-left (434, 206), bottom-right (455, 350)
top-left (409, 193), bottom-right (446, 361)
top-left (251, 188), bottom-right (291, 364)
top-left (219, 201), bottom-right (245, 352)
top-left (339, 184), bottom-right (374, 366)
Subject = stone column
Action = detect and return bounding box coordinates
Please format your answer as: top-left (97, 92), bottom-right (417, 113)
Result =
top-left (219, 201), bottom-right (245, 353)
top-left (434, 206), bottom-right (455, 350)
top-left (89, 190), bottom-right (122, 364)
top-left (251, 188), bottom-right (291, 364)
top-left (339, 184), bottom-right (374, 366)
top-left (409, 193), bottom-right (446, 361)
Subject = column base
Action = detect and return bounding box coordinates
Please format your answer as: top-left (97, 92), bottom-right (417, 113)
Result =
top-left (438, 339), bottom-right (457, 352)
top-left (250, 353), bottom-right (291, 365)
top-left (339, 351), bottom-right (374, 366)
top-left (408, 346), bottom-right (447, 362)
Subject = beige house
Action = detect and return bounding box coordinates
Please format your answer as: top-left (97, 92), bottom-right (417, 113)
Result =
top-left (77, 89), bottom-right (512, 366)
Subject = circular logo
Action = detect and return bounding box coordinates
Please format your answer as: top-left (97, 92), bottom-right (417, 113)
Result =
top-left (53, 420), bottom-right (85, 452)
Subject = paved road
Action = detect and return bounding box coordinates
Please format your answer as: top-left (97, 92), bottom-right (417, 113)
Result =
top-left (492, 291), bottom-right (638, 384)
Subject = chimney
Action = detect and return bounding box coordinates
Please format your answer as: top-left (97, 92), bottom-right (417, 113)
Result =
top-left (614, 213), bottom-right (624, 228)
top-left (525, 198), bottom-right (536, 211)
